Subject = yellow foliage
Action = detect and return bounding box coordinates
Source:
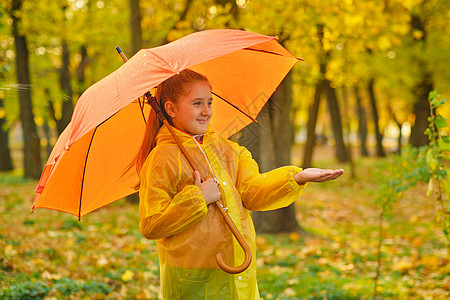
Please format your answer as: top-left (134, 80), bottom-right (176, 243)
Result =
top-left (121, 269), bottom-right (134, 282)
top-left (443, 277), bottom-right (450, 290)
top-left (42, 270), bottom-right (62, 280)
top-left (411, 236), bottom-right (423, 247)
top-left (31, 258), bottom-right (45, 266)
top-left (289, 232), bottom-right (300, 242)
top-left (413, 29), bottom-right (424, 40)
top-left (256, 236), bottom-right (270, 250)
top-left (4, 244), bottom-right (17, 257)
top-left (393, 259), bottom-right (414, 273)
top-left (420, 255), bottom-right (440, 271)
top-left (392, 24), bottom-right (411, 35)
top-left (96, 256), bottom-right (109, 267)
top-left (136, 289), bottom-right (153, 299)
top-left (135, 242), bottom-right (147, 251)
top-left (377, 36), bottom-right (392, 50)
top-left (409, 215), bottom-right (419, 223)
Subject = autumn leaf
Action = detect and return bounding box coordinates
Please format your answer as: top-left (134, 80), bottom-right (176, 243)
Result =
top-left (393, 259), bottom-right (414, 273)
top-left (121, 269), bottom-right (135, 282)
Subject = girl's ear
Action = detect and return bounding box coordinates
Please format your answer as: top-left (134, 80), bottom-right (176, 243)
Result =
top-left (164, 101), bottom-right (177, 119)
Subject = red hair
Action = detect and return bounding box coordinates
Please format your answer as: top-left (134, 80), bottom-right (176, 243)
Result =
top-left (130, 69), bottom-right (210, 182)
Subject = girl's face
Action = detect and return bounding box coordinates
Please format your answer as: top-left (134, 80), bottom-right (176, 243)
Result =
top-left (166, 80), bottom-right (213, 135)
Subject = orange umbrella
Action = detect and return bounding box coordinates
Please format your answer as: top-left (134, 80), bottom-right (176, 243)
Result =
top-left (32, 29), bottom-right (301, 218)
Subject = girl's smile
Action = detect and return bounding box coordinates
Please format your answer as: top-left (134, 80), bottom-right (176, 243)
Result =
top-left (165, 80), bottom-right (213, 135)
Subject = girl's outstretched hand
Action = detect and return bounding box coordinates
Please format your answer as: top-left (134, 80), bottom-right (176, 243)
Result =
top-left (193, 171), bottom-right (221, 205)
top-left (294, 168), bottom-right (344, 185)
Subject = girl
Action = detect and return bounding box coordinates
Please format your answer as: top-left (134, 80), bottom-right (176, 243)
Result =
top-left (136, 69), bottom-right (343, 299)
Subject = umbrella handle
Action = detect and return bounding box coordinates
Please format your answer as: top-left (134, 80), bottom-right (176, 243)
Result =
top-left (214, 201), bottom-right (252, 274)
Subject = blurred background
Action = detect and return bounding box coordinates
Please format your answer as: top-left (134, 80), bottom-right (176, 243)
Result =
top-left (1, 1), bottom-right (449, 299)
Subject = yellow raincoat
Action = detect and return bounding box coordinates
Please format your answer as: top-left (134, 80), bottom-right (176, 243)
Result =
top-left (139, 124), bottom-right (306, 299)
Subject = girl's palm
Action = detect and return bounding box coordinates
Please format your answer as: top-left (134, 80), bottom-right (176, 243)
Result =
top-left (294, 168), bottom-right (344, 184)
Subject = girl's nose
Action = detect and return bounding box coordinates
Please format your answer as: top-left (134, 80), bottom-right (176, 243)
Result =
top-left (201, 104), bottom-right (210, 115)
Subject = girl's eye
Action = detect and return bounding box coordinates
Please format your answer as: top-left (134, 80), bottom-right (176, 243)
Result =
top-left (193, 102), bottom-right (201, 105)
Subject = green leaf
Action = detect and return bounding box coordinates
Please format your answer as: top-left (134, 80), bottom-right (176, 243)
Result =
top-left (434, 115), bottom-right (448, 129)
top-left (436, 98), bottom-right (448, 106)
top-left (426, 178), bottom-right (434, 197)
top-left (438, 138), bottom-right (450, 151)
top-left (426, 149), bottom-right (433, 166)
top-left (428, 90), bottom-right (439, 100)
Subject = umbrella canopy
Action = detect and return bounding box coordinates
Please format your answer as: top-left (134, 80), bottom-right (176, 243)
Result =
top-left (32, 29), bottom-right (301, 218)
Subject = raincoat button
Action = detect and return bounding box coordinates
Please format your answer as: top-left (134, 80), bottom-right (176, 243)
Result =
top-left (238, 276), bottom-right (242, 280)
top-left (223, 181), bottom-right (227, 185)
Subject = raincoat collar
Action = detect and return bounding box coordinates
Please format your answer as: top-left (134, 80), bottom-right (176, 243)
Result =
top-left (155, 123), bottom-right (215, 146)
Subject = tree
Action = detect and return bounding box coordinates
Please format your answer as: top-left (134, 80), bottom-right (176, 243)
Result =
top-left (367, 76), bottom-right (385, 157)
top-left (0, 94), bottom-right (13, 172)
top-left (303, 23), bottom-right (349, 166)
top-left (129, 0), bottom-right (142, 55)
top-left (408, 13), bottom-right (432, 147)
top-left (324, 73), bottom-right (348, 162)
top-left (54, 38), bottom-right (74, 135)
top-left (11, 0), bottom-right (41, 178)
top-left (245, 73), bottom-right (304, 233)
top-left (354, 86), bottom-right (369, 156)
top-left (0, 10), bottom-right (13, 171)
top-left (303, 48), bottom-right (327, 168)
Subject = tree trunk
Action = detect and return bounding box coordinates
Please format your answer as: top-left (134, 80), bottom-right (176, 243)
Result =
top-left (44, 89), bottom-right (54, 155)
top-left (249, 103), bottom-right (276, 233)
top-left (129, 0), bottom-right (142, 55)
top-left (242, 73), bottom-right (304, 233)
top-left (410, 74), bottom-right (432, 147)
top-left (57, 39), bottom-right (74, 135)
top-left (76, 45), bottom-right (89, 97)
top-left (354, 86), bottom-right (369, 156)
top-left (0, 97), bottom-right (13, 171)
top-left (303, 79), bottom-right (323, 168)
top-left (127, 0), bottom-right (144, 203)
top-left (325, 80), bottom-right (348, 162)
top-left (409, 14), bottom-right (432, 147)
top-left (367, 78), bottom-right (385, 157)
top-left (387, 102), bottom-right (403, 154)
top-left (397, 124), bottom-right (403, 154)
top-left (12, 0), bottom-right (41, 178)
top-left (303, 59), bottom-right (327, 169)
top-left (341, 87), bottom-right (355, 178)
top-left (272, 72), bottom-right (302, 232)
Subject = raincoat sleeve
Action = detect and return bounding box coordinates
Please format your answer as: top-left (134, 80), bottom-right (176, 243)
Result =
top-left (235, 145), bottom-right (307, 211)
top-left (138, 151), bottom-right (208, 240)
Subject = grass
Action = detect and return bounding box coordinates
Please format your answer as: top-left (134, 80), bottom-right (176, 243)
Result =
top-left (0, 154), bottom-right (448, 299)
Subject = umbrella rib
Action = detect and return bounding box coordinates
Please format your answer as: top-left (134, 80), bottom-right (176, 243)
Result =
top-left (243, 48), bottom-right (304, 60)
top-left (78, 126), bottom-right (98, 220)
top-left (138, 97), bottom-right (147, 124)
top-left (212, 92), bottom-right (257, 123)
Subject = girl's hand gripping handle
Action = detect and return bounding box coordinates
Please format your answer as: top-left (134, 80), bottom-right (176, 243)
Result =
top-left (193, 171), bottom-right (221, 205)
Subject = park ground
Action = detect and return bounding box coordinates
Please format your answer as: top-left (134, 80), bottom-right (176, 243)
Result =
top-left (0, 146), bottom-right (449, 299)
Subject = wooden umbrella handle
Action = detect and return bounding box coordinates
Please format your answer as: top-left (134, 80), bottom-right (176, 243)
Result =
top-left (214, 201), bottom-right (252, 274)
top-left (146, 93), bottom-right (252, 273)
